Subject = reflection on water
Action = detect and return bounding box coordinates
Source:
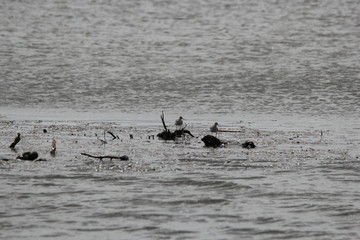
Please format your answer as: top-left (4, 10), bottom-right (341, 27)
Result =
top-left (0, 0), bottom-right (359, 117)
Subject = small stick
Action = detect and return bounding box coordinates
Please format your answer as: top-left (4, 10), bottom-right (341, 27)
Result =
top-left (160, 111), bottom-right (168, 131)
top-left (107, 131), bottom-right (119, 140)
top-left (9, 133), bottom-right (21, 149)
top-left (81, 153), bottom-right (129, 161)
top-left (217, 130), bottom-right (243, 133)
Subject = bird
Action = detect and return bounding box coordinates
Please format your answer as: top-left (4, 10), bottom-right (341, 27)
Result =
top-left (210, 122), bottom-right (219, 133)
top-left (50, 138), bottom-right (57, 157)
top-left (175, 116), bottom-right (184, 129)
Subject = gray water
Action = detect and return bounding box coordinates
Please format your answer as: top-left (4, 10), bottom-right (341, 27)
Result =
top-left (1, 0), bottom-right (359, 116)
top-left (1, 0), bottom-right (360, 239)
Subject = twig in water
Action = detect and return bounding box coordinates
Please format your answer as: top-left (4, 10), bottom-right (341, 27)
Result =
top-left (217, 130), bottom-right (243, 133)
top-left (107, 131), bottom-right (119, 140)
top-left (81, 153), bottom-right (129, 161)
top-left (161, 111), bottom-right (168, 130)
top-left (9, 133), bottom-right (21, 149)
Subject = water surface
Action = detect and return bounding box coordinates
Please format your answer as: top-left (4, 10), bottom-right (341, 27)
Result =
top-left (0, 1), bottom-right (360, 239)
top-left (0, 0), bottom-right (359, 117)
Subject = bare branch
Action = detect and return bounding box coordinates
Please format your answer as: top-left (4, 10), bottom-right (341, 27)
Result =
top-left (81, 153), bottom-right (129, 161)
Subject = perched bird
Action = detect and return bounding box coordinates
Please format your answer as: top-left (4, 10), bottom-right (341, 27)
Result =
top-left (210, 122), bottom-right (219, 133)
top-left (9, 133), bottom-right (21, 149)
top-left (175, 116), bottom-right (184, 129)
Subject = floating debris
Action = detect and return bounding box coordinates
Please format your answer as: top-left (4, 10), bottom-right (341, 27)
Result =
top-left (81, 153), bottom-right (129, 161)
top-left (107, 131), bottom-right (119, 140)
top-left (158, 129), bottom-right (194, 141)
top-left (9, 133), bottom-right (21, 149)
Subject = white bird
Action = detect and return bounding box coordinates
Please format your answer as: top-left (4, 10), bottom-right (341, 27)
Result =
top-left (210, 122), bottom-right (219, 133)
top-left (175, 116), bottom-right (184, 129)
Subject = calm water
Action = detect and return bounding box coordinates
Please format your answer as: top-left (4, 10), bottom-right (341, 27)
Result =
top-left (0, 0), bottom-right (359, 117)
top-left (1, 0), bottom-right (360, 239)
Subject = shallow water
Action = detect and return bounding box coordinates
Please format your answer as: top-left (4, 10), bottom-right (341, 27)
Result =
top-left (0, 0), bottom-right (360, 239)
top-left (1, 119), bottom-right (359, 240)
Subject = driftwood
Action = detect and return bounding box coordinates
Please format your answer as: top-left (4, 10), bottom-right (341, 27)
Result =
top-left (81, 153), bottom-right (129, 161)
top-left (158, 129), bottom-right (194, 141)
top-left (218, 130), bottom-right (243, 133)
top-left (201, 135), bottom-right (224, 148)
top-left (9, 133), bottom-right (21, 149)
top-left (160, 111), bottom-right (168, 131)
top-left (157, 112), bottom-right (194, 140)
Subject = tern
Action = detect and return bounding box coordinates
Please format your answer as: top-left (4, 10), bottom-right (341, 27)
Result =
top-left (210, 122), bottom-right (219, 133)
top-left (210, 122), bottom-right (219, 136)
top-left (175, 116), bottom-right (184, 129)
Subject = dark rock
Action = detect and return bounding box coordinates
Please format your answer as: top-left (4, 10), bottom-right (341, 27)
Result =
top-left (201, 135), bottom-right (223, 148)
top-left (242, 141), bottom-right (256, 149)
top-left (17, 152), bottom-right (39, 161)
